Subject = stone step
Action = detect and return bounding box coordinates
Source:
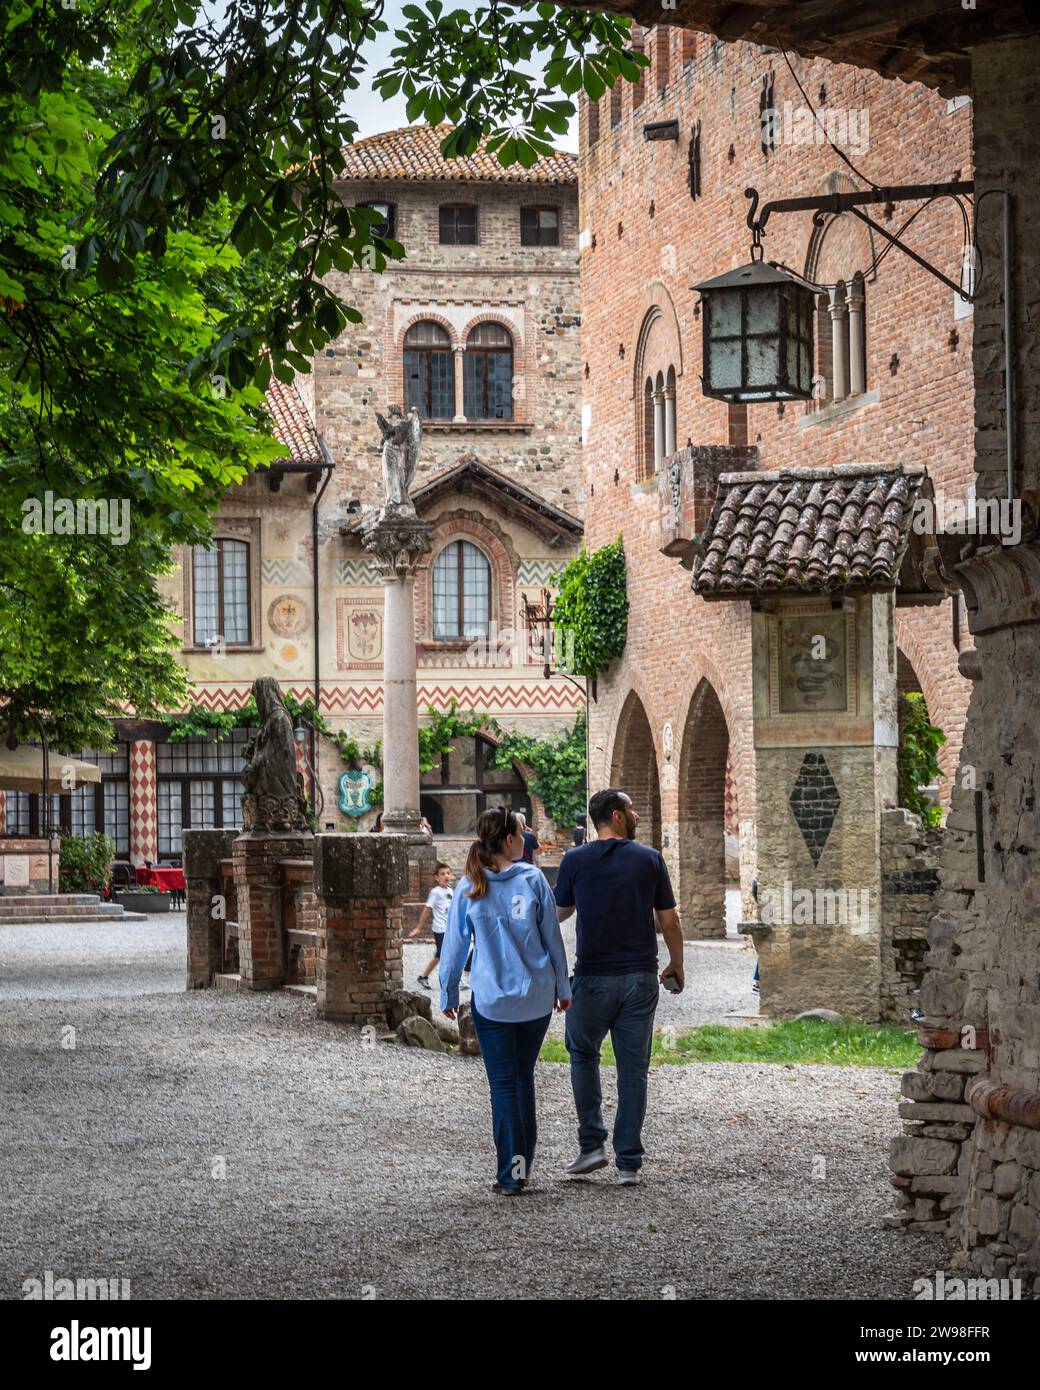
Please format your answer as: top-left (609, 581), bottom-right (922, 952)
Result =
top-left (0, 893), bottom-right (101, 906)
top-left (0, 908), bottom-right (148, 924)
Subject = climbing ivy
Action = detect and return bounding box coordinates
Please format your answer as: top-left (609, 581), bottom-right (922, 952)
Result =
top-left (898, 693), bottom-right (946, 829)
top-left (553, 538), bottom-right (628, 680)
top-left (165, 694), bottom-right (378, 767)
top-left (417, 699), bottom-right (499, 775)
top-left (494, 713), bottom-right (587, 831)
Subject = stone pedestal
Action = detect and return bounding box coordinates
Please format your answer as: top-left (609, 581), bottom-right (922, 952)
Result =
top-left (748, 593), bottom-right (897, 1020)
top-left (313, 832), bottom-right (409, 1023)
top-left (362, 506), bottom-right (436, 931)
top-left (183, 828), bottom-right (239, 989)
top-left (233, 831), bottom-right (313, 991)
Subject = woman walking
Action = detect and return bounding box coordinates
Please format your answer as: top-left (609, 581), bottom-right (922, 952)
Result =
top-left (441, 806), bottom-right (571, 1195)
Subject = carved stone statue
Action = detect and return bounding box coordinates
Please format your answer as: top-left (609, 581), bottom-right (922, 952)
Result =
top-left (240, 677), bottom-right (310, 833)
top-left (375, 404), bottom-right (422, 513)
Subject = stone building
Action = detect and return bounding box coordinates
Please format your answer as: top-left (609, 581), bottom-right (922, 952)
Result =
top-left (0, 126), bottom-right (585, 869)
top-left (577, 24), bottom-right (974, 1014)
top-left (580, 0), bottom-right (1040, 1293)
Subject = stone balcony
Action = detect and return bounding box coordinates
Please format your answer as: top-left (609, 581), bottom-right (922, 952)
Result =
top-left (657, 442), bottom-right (758, 566)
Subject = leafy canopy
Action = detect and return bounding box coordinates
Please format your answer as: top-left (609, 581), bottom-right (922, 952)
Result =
top-left (0, 2), bottom-right (642, 748)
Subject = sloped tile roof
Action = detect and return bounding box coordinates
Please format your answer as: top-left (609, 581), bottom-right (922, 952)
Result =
top-left (693, 463), bottom-right (928, 599)
top-left (266, 378), bottom-right (323, 465)
top-left (337, 124), bottom-right (577, 185)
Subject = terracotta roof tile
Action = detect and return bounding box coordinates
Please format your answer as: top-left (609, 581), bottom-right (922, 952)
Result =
top-left (692, 464), bottom-right (928, 599)
top-left (265, 378), bottom-right (323, 465)
top-left (336, 124), bottom-right (577, 185)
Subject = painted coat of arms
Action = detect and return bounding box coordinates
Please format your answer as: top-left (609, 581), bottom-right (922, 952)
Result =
top-left (338, 768), bottom-right (375, 818)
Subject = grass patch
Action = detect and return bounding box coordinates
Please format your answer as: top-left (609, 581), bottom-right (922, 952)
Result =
top-left (540, 1019), bottom-right (918, 1068)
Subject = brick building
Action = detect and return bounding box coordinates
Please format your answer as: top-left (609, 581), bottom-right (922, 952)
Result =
top-left (578, 26), bottom-right (974, 938)
top-left (0, 126), bottom-right (585, 869)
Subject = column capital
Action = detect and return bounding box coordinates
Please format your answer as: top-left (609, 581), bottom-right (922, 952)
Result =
top-left (361, 507), bottom-right (435, 579)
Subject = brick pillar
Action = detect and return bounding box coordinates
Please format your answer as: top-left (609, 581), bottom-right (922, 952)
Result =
top-left (128, 739), bottom-right (158, 865)
top-left (234, 831), bottom-right (314, 991)
top-left (183, 828), bottom-right (239, 989)
top-left (314, 832), bottom-right (409, 1023)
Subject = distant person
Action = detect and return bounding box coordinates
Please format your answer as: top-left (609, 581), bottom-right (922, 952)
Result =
top-left (416, 862), bottom-right (458, 992)
top-left (554, 789), bottom-right (685, 1186)
top-left (441, 806), bottom-right (571, 1195)
top-left (572, 819), bottom-right (587, 847)
top-left (516, 811), bottom-right (540, 865)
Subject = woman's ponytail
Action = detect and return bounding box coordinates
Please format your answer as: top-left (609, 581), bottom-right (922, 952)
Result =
top-left (465, 805), bottom-right (520, 899)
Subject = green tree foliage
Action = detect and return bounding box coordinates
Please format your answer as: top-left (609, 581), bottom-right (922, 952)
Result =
top-left (1, 2), bottom-right (641, 748)
top-left (552, 538), bottom-right (629, 680)
top-left (898, 693), bottom-right (946, 828)
top-left (494, 711), bottom-right (586, 829)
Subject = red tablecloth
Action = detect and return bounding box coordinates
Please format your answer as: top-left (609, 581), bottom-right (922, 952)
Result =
top-left (136, 866), bottom-right (186, 891)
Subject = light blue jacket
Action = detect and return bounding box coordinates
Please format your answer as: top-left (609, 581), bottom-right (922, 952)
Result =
top-left (440, 862), bottom-right (572, 1022)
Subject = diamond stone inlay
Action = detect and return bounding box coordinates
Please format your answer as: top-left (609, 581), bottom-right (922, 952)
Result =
top-left (788, 751), bottom-right (840, 867)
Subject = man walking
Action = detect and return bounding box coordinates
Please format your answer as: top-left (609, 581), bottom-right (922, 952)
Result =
top-left (554, 789), bottom-right (684, 1185)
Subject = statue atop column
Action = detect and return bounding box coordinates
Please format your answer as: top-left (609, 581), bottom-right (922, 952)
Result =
top-left (240, 676), bottom-right (310, 833)
top-left (375, 405), bottom-right (422, 514)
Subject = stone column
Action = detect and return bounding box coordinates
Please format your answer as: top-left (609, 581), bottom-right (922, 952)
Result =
top-left (452, 345), bottom-right (466, 422)
top-left (653, 385), bottom-right (666, 471)
top-left (828, 281), bottom-right (849, 403)
top-left (361, 506), bottom-right (438, 931)
top-left (314, 832), bottom-right (409, 1023)
top-left (847, 273), bottom-right (866, 397)
top-left (664, 380), bottom-right (677, 457)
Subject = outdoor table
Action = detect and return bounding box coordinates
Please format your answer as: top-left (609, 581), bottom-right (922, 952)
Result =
top-left (136, 866), bottom-right (186, 892)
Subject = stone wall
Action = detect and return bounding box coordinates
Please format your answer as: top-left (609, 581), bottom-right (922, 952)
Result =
top-left (888, 36), bottom-right (1040, 1290)
top-left (0, 838), bottom-right (59, 896)
top-left (879, 808), bottom-right (942, 1025)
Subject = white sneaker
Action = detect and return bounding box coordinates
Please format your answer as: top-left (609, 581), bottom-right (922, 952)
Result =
top-left (564, 1146), bottom-right (608, 1176)
top-left (618, 1170), bottom-right (641, 1186)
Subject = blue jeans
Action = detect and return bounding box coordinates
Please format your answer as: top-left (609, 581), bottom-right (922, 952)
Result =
top-left (565, 971), bottom-right (659, 1171)
top-left (470, 1001), bottom-right (552, 1189)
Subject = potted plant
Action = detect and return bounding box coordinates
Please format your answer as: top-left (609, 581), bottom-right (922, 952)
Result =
top-left (59, 833), bottom-right (116, 896)
top-left (113, 883), bottom-right (173, 915)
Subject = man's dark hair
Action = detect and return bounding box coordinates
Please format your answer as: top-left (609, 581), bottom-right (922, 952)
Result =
top-left (588, 788), bottom-right (629, 829)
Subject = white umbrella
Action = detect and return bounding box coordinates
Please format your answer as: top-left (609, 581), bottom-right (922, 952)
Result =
top-left (0, 746), bottom-right (102, 794)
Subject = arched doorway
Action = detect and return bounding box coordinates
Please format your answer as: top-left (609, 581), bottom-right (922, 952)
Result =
top-left (609, 691), bottom-right (661, 848)
top-left (677, 678), bottom-right (730, 940)
top-left (420, 733), bottom-right (531, 835)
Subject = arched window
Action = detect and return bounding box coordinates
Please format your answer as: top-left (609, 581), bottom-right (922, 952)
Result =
top-left (433, 540), bottom-right (491, 639)
top-left (420, 734), bottom-right (531, 834)
top-left (464, 322), bottom-right (513, 420)
top-left (404, 321), bottom-right (455, 419)
top-left (193, 538), bottom-right (250, 646)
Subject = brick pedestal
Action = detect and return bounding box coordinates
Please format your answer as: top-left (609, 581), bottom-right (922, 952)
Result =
top-left (314, 832), bottom-right (409, 1023)
top-left (183, 829), bottom-right (239, 989)
top-left (401, 831), bottom-right (438, 938)
top-left (234, 831), bottom-right (314, 991)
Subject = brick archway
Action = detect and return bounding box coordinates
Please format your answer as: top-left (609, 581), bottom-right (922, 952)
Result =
top-left (608, 689), bottom-right (661, 849)
top-left (677, 677), bottom-right (731, 940)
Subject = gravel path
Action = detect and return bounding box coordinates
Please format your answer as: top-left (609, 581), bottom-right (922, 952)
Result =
top-left (0, 982), bottom-right (942, 1300)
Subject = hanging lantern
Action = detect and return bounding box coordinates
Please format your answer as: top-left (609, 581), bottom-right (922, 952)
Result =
top-left (693, 260), bottom-right (816, 403)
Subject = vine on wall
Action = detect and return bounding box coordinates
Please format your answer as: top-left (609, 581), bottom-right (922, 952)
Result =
top-left (553, 537), bottom-right (628, 680)
top-left (494, 712), bottom-right (587, 830)
top-left (898, 692), bottom-right (946, 829)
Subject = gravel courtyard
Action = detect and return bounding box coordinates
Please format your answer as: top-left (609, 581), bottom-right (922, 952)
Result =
top-left (0, 916), bottom-right (944, 1301)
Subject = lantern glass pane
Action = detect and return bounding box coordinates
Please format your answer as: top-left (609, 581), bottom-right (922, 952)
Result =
top-left (747, 289), bottom-right (779, 335)
top-left (800, 343), bottom-right (812, 391)
top-left (712, 338), bottom-right (742, 389)
top-left (787, 337), bottom-right (799, 389)
top-left (711, 289), bottom-right (742, 337)
top-left (749, 337), bottom-right (779, 385)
